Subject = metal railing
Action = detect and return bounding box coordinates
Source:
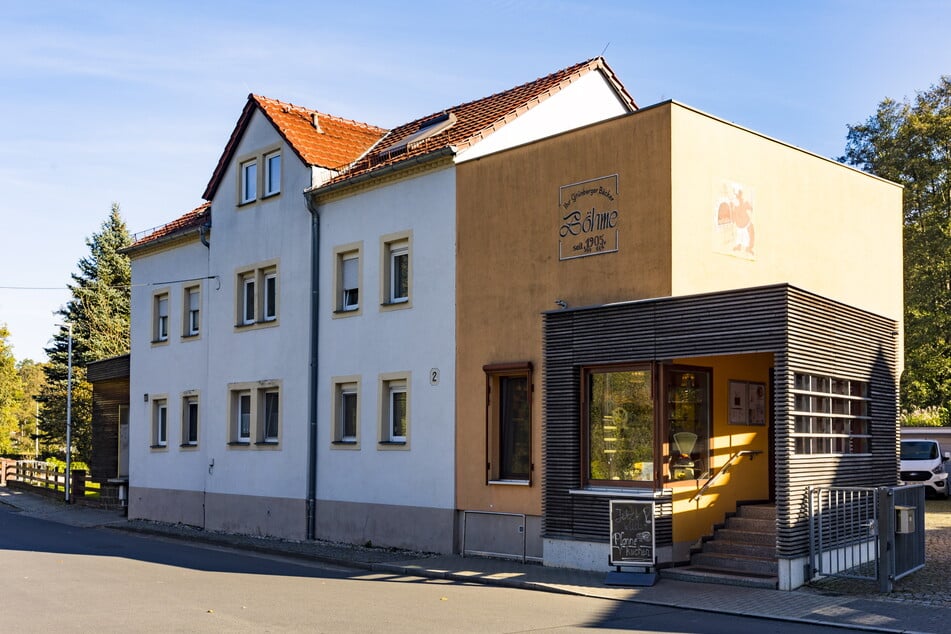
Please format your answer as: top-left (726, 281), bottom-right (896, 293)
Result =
top-left (690, 450), bottom-right (762, 502)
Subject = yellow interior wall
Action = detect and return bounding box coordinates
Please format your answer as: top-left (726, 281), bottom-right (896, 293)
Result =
top-left (668, 353), bottom-right (774, 544)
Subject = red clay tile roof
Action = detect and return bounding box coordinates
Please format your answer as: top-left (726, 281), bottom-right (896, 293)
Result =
top-left (127, 202), bottom-right (210, 251)
top-left (324, 57), bottom-right (635, 186)
top-left (202, 96), bottom-right (386, 200)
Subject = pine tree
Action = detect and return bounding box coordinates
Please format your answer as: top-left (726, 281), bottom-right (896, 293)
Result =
top-left (38, 203), bottom-right (132, 460)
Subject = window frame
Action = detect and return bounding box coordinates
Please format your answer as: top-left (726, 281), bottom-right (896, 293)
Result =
top-left (240, 159), bottom-right (257, 204)
top-left (151, 396), bottom-right (168, 449)
top-left (380, 231), bottom-right (412, 310)
top-left (333, 243), bottom-right (362, 317)
top-left (183, 284), bottom-right (201, 338)
top-left (379, 372), bottom-right (410, 449)
top-left (264, 150), bottom-right (281, 197)
top-left (152, 290), bottom-right (170, 344)
top-left (226, 381), bottom-right (282, 448)
top-left (331, 376), bottom-right (361, 448)
top-left (579, 362), bottom-right (713, 489)
top-left (791, 372), bottom-right (871, 456)
top-left (484, 362), bottom-right (533, 484)
top-left (235, 261), bottom-right (279, 329)
top-left (181, 393), bottom-right (199, 447)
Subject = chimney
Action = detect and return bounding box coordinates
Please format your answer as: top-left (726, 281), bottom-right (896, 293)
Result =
top-left (312, 113), bottom-right (322, 133)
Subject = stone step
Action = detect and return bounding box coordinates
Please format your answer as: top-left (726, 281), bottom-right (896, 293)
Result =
top-left (692, 552), bottom-right (778, 576)
top-left (702, 540), bottom-right (776, 559)
top-left (661, 566), bottom-right (778, 589)
top-left (714, 528), bottom-right (777, 546)
top-left (737, 504), bottom-right (776, 520)
top-left (725, 516), bottom-right (776, 534)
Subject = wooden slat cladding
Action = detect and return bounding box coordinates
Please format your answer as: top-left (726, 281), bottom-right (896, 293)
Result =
top-left (88, 354), bottom-right (130, 484)
top-left (777, 287), bottom-right (899, 557)
top-left (543, 284), bottom-right (899, 560)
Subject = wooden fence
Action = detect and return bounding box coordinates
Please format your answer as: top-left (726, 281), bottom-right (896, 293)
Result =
top-left (12, 460), bottom-right (89, 497)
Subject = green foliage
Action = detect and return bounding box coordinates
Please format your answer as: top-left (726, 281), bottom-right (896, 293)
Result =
top-left (900, 407), bottom-right (948, 427)
top-left (37, 203), bottom-right (132, 462)
top-left (15, 358), bottom-right (47, 456)
top-left (0, 325), bottom-right (25, 454)
top-left (841, 77), bottom-right (951, 419)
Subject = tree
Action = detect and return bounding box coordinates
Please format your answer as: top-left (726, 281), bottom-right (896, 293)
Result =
top-left (38, 203), bottom-right (132, 460)
top-left (15, 358), bottom-right (47, 457)
top-left (0, 325), bottom-right (25, 455)
top-left (841, 77), bottom-right (951, 423)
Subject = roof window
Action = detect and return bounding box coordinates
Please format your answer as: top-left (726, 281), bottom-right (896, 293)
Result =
top-left (380, 112), bottom-right (456, 158)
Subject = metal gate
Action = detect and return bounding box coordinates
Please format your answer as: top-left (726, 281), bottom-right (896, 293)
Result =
top-left (809, 485), bottom-right (926, 592)
top-left (809, 486), bottom-right (879, 582)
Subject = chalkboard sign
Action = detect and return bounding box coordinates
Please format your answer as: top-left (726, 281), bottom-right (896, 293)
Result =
top-left (609, 500), bottom-right (655, 566)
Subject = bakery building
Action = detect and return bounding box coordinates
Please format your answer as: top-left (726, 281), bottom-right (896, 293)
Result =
top-left (454, 99), bottom-right (902, 590)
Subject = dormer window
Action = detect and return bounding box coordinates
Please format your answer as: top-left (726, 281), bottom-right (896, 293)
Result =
top-left (380, 112), bottom-right (456, 158)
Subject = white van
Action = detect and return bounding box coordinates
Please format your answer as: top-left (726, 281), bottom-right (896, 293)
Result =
top-left (899, 439), bottom-right (951, 498)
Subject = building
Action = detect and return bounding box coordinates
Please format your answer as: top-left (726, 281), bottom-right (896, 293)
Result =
top-left (87, 354), bottom-right (130, 507)
top-left (454, 100), bottom-right (902, 588)
top-left (125, 60), bottom-right (902, 590)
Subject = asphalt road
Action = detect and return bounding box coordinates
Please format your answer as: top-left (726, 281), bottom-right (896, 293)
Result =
top-left (0, 505), bottom-right (852, 633)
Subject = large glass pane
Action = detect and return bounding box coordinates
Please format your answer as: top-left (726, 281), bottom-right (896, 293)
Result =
top-left (666, 370), bottom-right (710, 481)
top-left (500, 376), bottom-right (530, 479)
top-left (588, 369), bottom-right (653, 482)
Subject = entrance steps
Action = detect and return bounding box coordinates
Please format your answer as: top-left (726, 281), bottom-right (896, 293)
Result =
top-left (661, 503), bottom-right (778, 589)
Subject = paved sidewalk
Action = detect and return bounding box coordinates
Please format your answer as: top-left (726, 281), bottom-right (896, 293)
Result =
top-left (1, 486), bottom-right (948, 633)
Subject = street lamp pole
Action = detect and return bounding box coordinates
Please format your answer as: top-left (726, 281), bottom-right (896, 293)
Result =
top-left (65, 323), bottom-right (73, 504)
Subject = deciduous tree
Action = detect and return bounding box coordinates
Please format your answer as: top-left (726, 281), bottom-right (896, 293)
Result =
top-left (841, 77), bottom-right (951, 423)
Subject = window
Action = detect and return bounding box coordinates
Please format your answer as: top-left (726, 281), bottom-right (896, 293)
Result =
top-left (264, 151), bottom-right (281, 196)
top-left (333, 244), bottom-right (362, 315)
top-left (792, 373), bottom-right (870, 455)
top-left (152, 398), bottom-right (168, 448)
top-left (182, 395), bottom-right (199, 446)
top-left (264, 271), bottom-right (277, 321)
top-left (153, 292), bottom-right (169, 343)
top-left (485, 363), bottom-right (532, 482)
top-left (379, 373), bottom-right (410, 447)
top-left (242, 274), bottom-right (255, 325)
top-left (263, 389), bottom-right (279, 442)
top-left (332, 377), bottom-right (360, 446)
top-left (381, 232), bottom-right (412, 308)
top-left (235, 262), bottom-right (279, 327)
top-left (236, 391), bottom-right (252, 442)
top-left (582, 364), bottom-right (711, 487)
top-left (227, 381), bottom-right (281, 447)
top-left (183, 286), bottom-right (200, 337)
top-left (240, 159), bottom-right (257, 204)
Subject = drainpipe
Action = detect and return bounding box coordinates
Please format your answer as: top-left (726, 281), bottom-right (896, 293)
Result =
top-left (305, 193), bottom-right (321, 540)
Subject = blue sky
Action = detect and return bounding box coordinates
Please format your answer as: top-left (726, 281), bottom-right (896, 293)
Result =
top-left (1, 0), bottom-right (949, 362)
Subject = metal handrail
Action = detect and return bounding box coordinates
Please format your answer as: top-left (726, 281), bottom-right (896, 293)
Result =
top-left (690, 450), bottom-right (762, 502)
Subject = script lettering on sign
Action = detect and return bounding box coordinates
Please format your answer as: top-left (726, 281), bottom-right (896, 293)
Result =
top-left (558, 174), bottom-right (619, 261)
top-left (609, 500), bottom-right (655, 566)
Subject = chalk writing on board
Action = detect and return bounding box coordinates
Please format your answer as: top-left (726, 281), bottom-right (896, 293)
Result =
top-left (610, 500), bottom-right (655, 565)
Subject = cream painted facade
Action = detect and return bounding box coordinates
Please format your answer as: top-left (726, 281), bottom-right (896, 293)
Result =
top-left (455, 101), bottom-right (902, 580)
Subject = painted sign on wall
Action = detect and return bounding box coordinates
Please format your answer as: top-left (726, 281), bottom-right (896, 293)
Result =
top-left (713, 180), bottom-right (756, 260)
top-left (558, 174), bottom-right (619, 260)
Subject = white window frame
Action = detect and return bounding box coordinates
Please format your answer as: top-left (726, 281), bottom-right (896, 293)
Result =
top-left (235, 261), bottom-right (279, 329)
top-left (381, 231), bottom-right (412, 309)
top-left (183, 285), bottom-right (200, 338)
top-left (152, 397), bottom-right (168, 449)
top-left (333, 243), bottom-right (362, 317)
top-left (264, 151), bottom-right (281, 197)
top-left (262, 389), bottom-right (280, 442)
top-left (153, 291), bottom-right (170, 343)
top-left (240, 159), bottom-right (257, 204)
top-left (263, 271), bottom-right (278, 322)
top-left (331, 376), bottom-right (360, 448)
top-left (227, 381), bottom-right (282, 448)
top-left (182, 394), bottom-right (199, 447)
top-left (379, 372), bottom-right (410, 449)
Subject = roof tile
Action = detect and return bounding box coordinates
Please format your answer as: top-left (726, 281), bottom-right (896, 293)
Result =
top-left (129, 202), bottom-right (210, 250)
